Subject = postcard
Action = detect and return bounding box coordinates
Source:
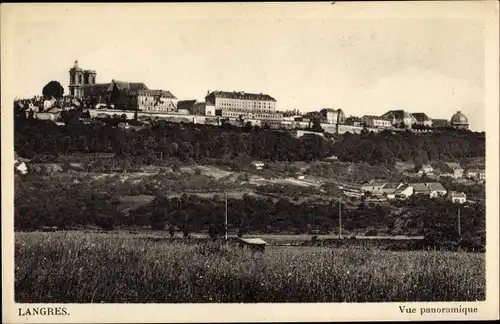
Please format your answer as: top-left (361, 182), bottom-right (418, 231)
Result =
top-left (2, 1), bottom-right (499, 322)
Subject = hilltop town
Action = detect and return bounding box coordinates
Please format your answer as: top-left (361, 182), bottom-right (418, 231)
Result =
top-left (13, 61), bottom-right (486, 250)
top-left (15, 60), bottom-right (473, 135)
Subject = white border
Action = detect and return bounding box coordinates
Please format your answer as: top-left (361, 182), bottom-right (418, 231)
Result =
top-left (2, 2), bottom-right (499, 322)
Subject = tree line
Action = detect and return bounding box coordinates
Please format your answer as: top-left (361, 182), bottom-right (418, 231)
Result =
top-left (15, 176), bottom-right (485, 251)
top-left (14, 117), bottom-right (484, 166)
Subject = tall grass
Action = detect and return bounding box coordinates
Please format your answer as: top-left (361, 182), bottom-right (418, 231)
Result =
top-left (15, 232), bottom-right (485, 303)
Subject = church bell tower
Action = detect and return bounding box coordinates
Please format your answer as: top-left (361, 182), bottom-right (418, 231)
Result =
top-left (69, 60), bottom-right (84, 98)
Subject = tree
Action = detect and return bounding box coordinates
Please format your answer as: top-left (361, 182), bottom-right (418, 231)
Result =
top-left (150, 208), bottom-right (166, 230)
top-left (311, 118), bottom-right (323, 132)
top-left (208, 224), bottom-right (220, 240)
top-left (42, 81), bottom-right (65, 99)
top-left (168, 224), bottom-right (176, 237)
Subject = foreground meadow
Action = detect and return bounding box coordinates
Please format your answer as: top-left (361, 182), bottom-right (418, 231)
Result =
top-left (15, 232), bottom-right (485, 303)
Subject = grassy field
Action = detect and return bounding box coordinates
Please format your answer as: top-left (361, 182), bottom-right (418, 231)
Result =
top-left (15, 232), bottom-right (485, 303)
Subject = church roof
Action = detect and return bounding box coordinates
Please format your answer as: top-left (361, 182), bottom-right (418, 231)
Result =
top-left (83, 83), bottom-right (110, 97)
top-left (110, 80), bottom-right (149, 93)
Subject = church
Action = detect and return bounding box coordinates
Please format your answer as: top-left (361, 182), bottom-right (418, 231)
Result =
top-left (68, 60), bottom-right (177, 112)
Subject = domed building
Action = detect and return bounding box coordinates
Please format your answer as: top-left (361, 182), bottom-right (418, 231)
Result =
top-left (450, 111), bottom-right (469, 130)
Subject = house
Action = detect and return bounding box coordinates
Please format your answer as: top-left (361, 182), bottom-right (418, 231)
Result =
top-left (178, 100), bottom-right (210, 115)
top-left (34, 107), bottom-right (63, 121)
top-left (137, 89), bottom-right (178, 112)
top-left (319, 108), bottom-right (346, 124)
top-left (361, 181), bottom-right (386, 195)
top-left (394, 185), bottom-right (414, 199)
top-left (251, 161), bottom-right (265, 170)
top-left (361, 115), bottom-right (392, 128)
top-left (409, 183), bottom-right (431, 196)
top-left (345, 116), bottom-right (362, 126)
top-left (466, 169), bottom-right (485, 181)
top-left (448, 191), bottom-right (467, 204)
top-left (382, 182), bottom-right (403, 194)
top-left (339, 183), bottom-right (364, 198)
top-left (411, 113), bottom-right (433, 127)
top-left (380, 110), bottom-right (417, 128)
top-left (410, 182), bottom-right (447, 198)
top-left (421, 164), bottom-right (433, 174)
top-left (14, 159), bottom-right (28, 175)
top-left (43, 97), bottom-right (57, 110)
top-left (426, 182), bottom-right (447, 198)
top-left (441, 162), bottom-right (464, 179)
top-left (237, 237), bottom-right (267, 252)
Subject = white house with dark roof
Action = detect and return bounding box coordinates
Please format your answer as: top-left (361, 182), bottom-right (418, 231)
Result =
top-left (441, 162), bottom-right (464, 179)
top-left (361, 115), bottom-right (392, 128)
top-left (448, 191), bottom-right (467, 204)
top-left (466, 169), bottom-right (485, 181)
top-left (409, 182), bottom-right (447, 198)
top-left (361, 181), bottom-right (387, 195)
top-left (394, 185), bottom-right (414, 198)
top-left (14, 159), bottom-right (28, 175)
top-left (426, 182), bottom-right (447, 198)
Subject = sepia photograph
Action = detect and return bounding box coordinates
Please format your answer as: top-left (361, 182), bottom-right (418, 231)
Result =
top-left (2, 1), bottom-right (499, 322)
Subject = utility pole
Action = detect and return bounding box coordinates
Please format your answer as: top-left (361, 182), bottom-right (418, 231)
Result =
top-left (457, 207), bottom-right (461, 238)
top-left (225, 192), bottom-right (228, 241)
top-left (338, 198), bottom-right (342, 239)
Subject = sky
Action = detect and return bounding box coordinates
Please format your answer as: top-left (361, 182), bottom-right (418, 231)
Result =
top-left (4, 3), bottom-right (488, 131)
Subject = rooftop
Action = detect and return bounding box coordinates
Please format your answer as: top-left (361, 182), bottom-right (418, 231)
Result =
top-left (237, 237), bottom-right (267, 245)
top-left (362, 180), bottom-right (387, 187)
top-left (137, 89), bottom-right (176, 99)
top-left (320, 108), bottom-right (344, 114)
top-left (409, 183), bottom-right (431, 192)
top-left (381, 110), bottom-right (416, 121)
top-left (111, 80), bottom-right (149, 93)
top-left (432, 119), bottom-right (450, 126)
top-left (449, 191), bottom-right (467, 198)
top-left (383, 182), bottom-right (402, 190)
top-left (425, 182), bottom-right (446, 192)
top-left (444, 162), bottom-right (463, 170)
top-left (411, 113), bottom-right (432, 122)
top-left (206, 91), bottom-right (277, 103)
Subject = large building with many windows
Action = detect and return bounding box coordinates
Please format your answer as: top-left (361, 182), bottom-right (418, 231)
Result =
top-left (205, 90), bottom-right (282, 120)
top-left (137, 89), bottom-right (177, 112)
